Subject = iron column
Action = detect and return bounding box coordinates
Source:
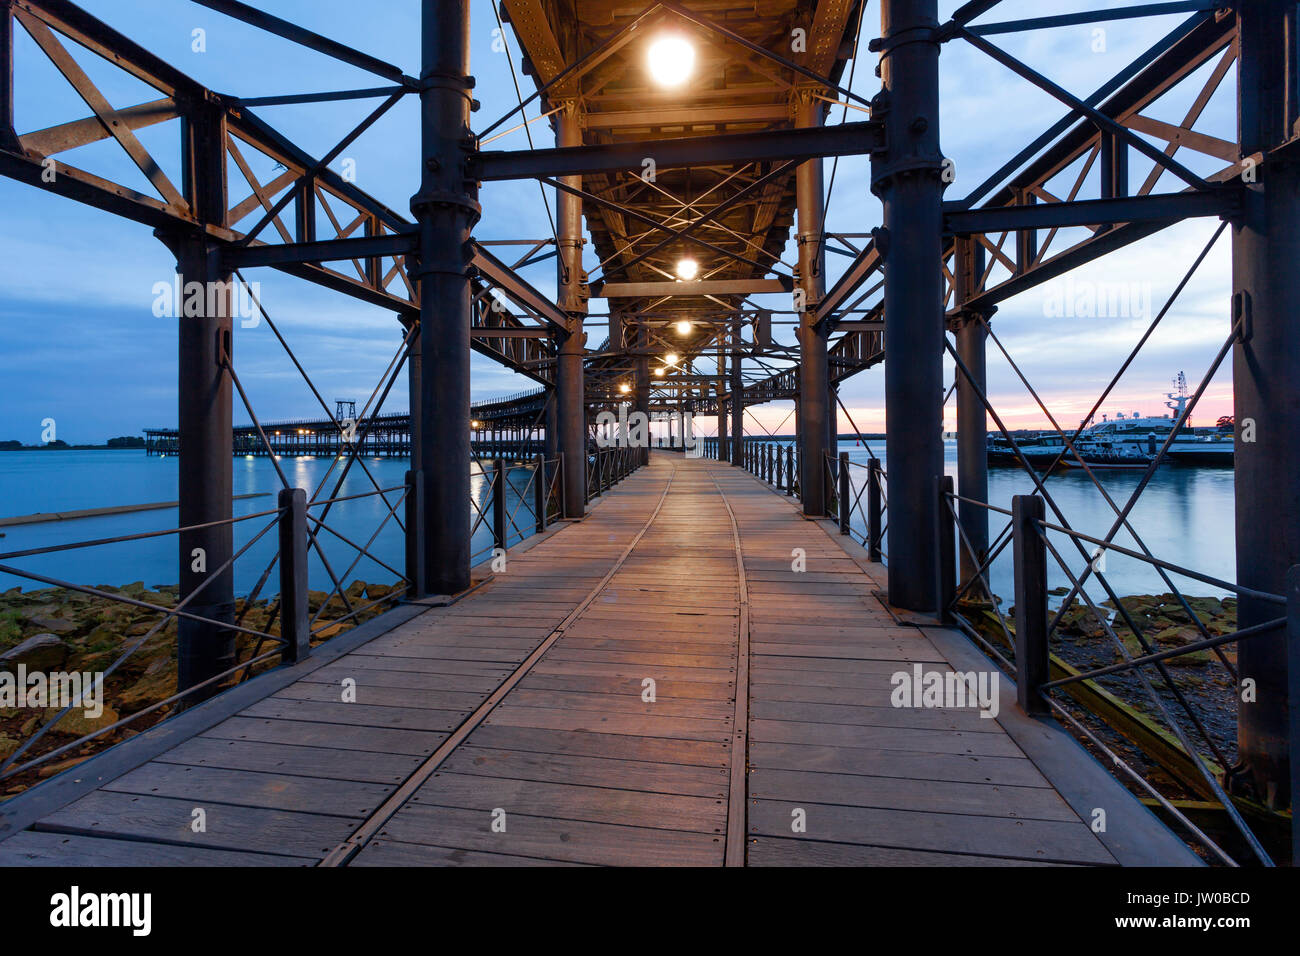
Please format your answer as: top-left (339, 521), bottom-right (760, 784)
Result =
top-left (954, 236), bottom-right (990, 600)
top-left (414, 0), bottom-right (478, 595)
top-left (797, 92), bottom-right (829, 516)
top-left (406, 319), bottom-right (422, 473)
top-left (872, 0), bottom-right (947, 611)
top-left (730, 314), bottom-right (744, 466)
top-left (556, 104), bottom-right (587, 517)
top-left (169, 95), bottom-right (233, 705)
top-left (1232, 0), bottom-right (1300, 807)
top-left (544, 384), bottom-right (559, 461)
top-left (171, 235), bottom-right (235, 704)
top-left (635, 322), bottom-right (650, 464)
top-left (717, 339), bottom-right (729, 461)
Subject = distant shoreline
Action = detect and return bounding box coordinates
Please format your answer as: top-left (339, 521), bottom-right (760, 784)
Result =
top-left (0, 440), bottom-right (144, 452)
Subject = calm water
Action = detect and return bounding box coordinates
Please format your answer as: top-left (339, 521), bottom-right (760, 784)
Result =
top-left (0, 444), bottom-right (1236, 604)
top-left (837, 439), bottom-right (1236, 603)
top-left (0, 451), bottom-right (542, 596)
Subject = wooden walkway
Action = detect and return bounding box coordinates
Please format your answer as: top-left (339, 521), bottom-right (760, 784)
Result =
top-left (0, 454), bottom-right (1198, 866)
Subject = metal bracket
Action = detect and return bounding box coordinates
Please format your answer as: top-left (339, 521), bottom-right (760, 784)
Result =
top-left (1232, 289), bottom-right (1253, 344)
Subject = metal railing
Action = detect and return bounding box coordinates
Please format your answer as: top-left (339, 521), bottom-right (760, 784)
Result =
top-left (0, 440), bottom-right (618, 794)
top-left (0, 482), bottom-right (405, 786)
top-left (470, 453), bottom-right (566, 566)
top-left (585, 446), bottom-right (639, 502)
top-left (827, 451), bottom-right (887, 563)
top-left (936, 481), bottom-right (1294, 867)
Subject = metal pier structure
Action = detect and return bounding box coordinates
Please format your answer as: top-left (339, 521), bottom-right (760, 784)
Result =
top-left (0, 0), bottom-right (1297, 866)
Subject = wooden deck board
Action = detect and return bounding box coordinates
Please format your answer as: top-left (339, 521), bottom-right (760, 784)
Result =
top-left (0, 453), bottom-right (1177, 867)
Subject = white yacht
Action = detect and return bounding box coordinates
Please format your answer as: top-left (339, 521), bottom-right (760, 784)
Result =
top-left (1076, 373), bottom-right (1234, 465)
top-left (987, 374), bottom-right (1234, 468)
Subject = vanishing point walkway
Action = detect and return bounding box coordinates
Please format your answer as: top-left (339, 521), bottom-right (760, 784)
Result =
top-left (0, 454), bottom-right (1196, 866)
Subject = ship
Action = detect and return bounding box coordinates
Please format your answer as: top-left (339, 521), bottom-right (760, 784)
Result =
top-left (987, 373), bottom-right (1234, 469)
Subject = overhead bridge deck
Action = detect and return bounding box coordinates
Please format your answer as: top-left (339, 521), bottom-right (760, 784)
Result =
top-left (0, 454), bottom-right (1195, 867)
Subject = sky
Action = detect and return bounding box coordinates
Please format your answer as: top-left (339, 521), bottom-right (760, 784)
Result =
top-left (0, 0), bottom-right (1239, 444)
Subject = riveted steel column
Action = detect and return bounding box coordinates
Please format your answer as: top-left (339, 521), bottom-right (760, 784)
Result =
top-left (730, 315), bottom-right (743, 466)
top-left (872, 0), bottom-right (946, 611)
top-left (168, 95), bottom-right (233, 705)
top-left (635, 322), bottom-right (650, 464)
top-left (544, 382), bottom-right (559, 461)
top-left (796, 92), bottom-right (829, 516)
top-left (954, 236), bottom-right (990, 600)
top-left (826, 381), bottom-right (839, 510)
top-left (1233, 0), bottom-right (1300, 807)
top-left (406, 319), bottom-right (421, 472)
top-left (414, 0), bottom-right (478, 595)
top-left (556, 104), bottom-right (587, 517)
top-left (1, 2), bottom-right (14, 150)
top-left (717, 338), bottom-right (729, 461)
top-left (171, 235), bottom-right (235, 703)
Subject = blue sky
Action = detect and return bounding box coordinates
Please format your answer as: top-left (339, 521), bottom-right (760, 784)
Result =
top-left (0, 1), bottom-right (1238, 443)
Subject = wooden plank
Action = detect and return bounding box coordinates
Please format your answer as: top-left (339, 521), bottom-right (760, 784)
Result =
top-left (748, 767), bottom-right (1080, 821)
top-left (503, 687), bottom-right (735, 719)
top-left (203, 716), bottom-right (445, 756)
top-left (411, 773), bottom-right (727, 833)
top-left (102, 762), bottom-right (393, 817)
top-left (0, 830), bottom-right (313, 867)
top-left (38, 791), bottom-right (357, 859)
top-left (747, 836), bottom-right (1067, 867)
top-left (750, 699), bottom-right (999, 732)
top-left (748, 742), bottom-right (1049, 787)
top-left (350, 839), bottom-right (587, 866)
top-left (377, 804), bottom-right (723, 866)
top-left (275, 682), bottom-right (491, 712)
top-left (749, 719), bottom-right (1024, 757)
top-left (155, 737), bottom-right (421, 785)
top-left (241, 698), bottom-right (467, 733)
top-left (300, 665), bottom-right (505, 693)
top-left (518, 672), bottom-right (733, 700)
top-left (484, 705), bottom-right (731, 741)
top-left (747, 799), bottom-right (1114, 865)
top-left (466, 724), bottom-right (730, 767)
top-left (439, 746), bottom-right (729, 797)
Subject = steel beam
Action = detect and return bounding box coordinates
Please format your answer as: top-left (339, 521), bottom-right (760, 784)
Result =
top-left (593, 278), bottom-right (792, 298)
top-left (1232, 0), bottom-right (1300, 809)
top-left (223, 231), bottom-right (417, 270)
top-left (414, 0), bottom-right (478, 595)
top-left (943, 188), bottom-right (1236, 234)
top-left (874, 0), bottom-right (947, 611)
top-left (470, 121), bottom-right (885, 181)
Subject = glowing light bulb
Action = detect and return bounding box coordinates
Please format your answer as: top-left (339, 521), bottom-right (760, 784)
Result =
top-left (648, 35), bottom-right (695, 87)
top-left (675, 258), bottom-right (699, 281)
top-left (664, 352), bottom-right (679, 365)
top-left (654, 367), bottom-right (665, 377)
top-left (619, 382), bottom-right (631, 394)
